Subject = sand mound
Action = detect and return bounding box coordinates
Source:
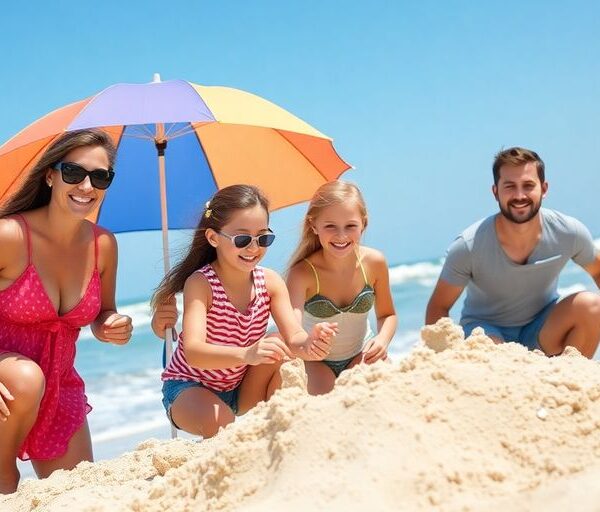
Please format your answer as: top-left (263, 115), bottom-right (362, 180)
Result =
top-left (3, 319), bottom-right (600, 511)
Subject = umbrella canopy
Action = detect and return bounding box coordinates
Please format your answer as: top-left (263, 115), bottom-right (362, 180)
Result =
top-left (0, 77), bottom-right (350, 232)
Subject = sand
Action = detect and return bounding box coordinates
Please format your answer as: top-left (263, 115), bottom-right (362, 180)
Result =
top-left (3, 318), bottom-right (600, 511)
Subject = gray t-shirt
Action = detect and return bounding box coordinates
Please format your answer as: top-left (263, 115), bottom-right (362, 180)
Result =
top-left (440, 208), bottom-right (597, 326)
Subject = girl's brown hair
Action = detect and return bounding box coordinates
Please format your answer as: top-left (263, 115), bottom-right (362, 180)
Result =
top-left (151, 184), bottom-right (270, 309)
top-left (287, 180), bottom-right (368, 272)
top-left (0, 129), bottom-right (116, 218)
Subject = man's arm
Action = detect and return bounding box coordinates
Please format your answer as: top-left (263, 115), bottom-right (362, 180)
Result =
top-left (583, 253), bottom-right (600, 288)
top-left (426, 234), bottom-right (471, 325)
top-left (425, 278), bottom-right (465, 325)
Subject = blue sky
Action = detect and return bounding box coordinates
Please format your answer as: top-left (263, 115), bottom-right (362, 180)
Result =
top-left (2, 1), bottom-right (599, 301)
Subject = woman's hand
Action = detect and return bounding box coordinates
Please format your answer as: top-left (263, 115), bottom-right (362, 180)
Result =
top-left (100, 313), bottom-right (133, 345)
top-left (152, 297), bottom-right (179, 340)
top-left (244, 337), bottom-right (294, 366)
top-left (362, 336), bottom-right (389, 364)
top-left (0, 382), bottom-right (14, 422)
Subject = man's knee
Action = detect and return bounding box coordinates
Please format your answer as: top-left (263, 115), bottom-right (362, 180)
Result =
top-left (573, 292), bottom-right (600, 318)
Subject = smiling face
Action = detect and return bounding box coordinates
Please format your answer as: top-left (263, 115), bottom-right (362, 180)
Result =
top-left (493, 161), bottom-right (548, 224)
top-left (206, 204), bottom-right (271, 272)
top-left (311, 201), bottom-right (365, 258)
top-left (45, 145), bottom-right (111, 219)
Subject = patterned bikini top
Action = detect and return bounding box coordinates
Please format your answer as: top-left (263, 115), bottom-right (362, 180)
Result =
top-left (303, 255), bottom-right (375, 318)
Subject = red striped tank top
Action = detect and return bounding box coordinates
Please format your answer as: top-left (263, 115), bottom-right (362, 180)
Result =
top-left (161, 264), bottom-right (271, 391)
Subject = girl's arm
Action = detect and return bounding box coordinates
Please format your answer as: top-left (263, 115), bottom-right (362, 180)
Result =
top-left (91, 228), bottom-right (133, 344)
top-left (286, 263), bottom-right (311, 324)
top-left (266, 268), bottom-right (336, 360)
top-left (362, 249), bottom-right (397, 364)
top-left (182, 272), bottom-right (292, 369)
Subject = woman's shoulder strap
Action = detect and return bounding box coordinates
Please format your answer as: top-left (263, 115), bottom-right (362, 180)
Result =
top-left (91, 223), bottom-right (100, 268)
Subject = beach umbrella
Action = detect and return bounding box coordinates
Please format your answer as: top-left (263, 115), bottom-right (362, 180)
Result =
top-left (0, 73), bottom-right (350, 299)
top-left (0, 75), bottom-right (350, 436)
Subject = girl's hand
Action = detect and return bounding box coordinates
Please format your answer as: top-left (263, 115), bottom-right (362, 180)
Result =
top-left (362, 336), bottom-right (389, 364)
top-left (303, 322), bottom-right (338, 360)
top-left (0, 382), bottom-right (14, 421)
top-left (101, 313), bottom-right (133, 345)
top-left (152, 297), bottom-right (179, 340)
top-left (312, 322), bottom-right (338, 342)
top-left (245, 337), bottom-right (294, 366)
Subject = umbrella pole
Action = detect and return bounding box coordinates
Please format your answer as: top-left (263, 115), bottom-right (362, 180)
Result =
top-left (156, 134), bottom-right (178, 439)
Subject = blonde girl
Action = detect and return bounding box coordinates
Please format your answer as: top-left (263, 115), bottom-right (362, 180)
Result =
top-left (286, 181), bottom-right (397, 395)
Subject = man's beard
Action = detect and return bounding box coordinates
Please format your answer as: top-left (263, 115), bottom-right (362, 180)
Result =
top-left (498, 199), bottom-right (542, 224)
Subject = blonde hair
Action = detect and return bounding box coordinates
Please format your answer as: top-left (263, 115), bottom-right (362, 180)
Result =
top-left (287, 181), bottom-right (368, 271)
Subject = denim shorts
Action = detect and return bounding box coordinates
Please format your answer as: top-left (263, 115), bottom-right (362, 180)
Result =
top-left (323, 355), bottom-right (359, 377)
top-left (462, 299), bottom-right (558, 351)
top-left (161, 379), bottom-right (240, 428)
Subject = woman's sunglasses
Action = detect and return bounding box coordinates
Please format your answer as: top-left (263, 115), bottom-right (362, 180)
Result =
top-left (53, 162), bottom-right (115, 190)
top-left (218, 230), bottom-right (276, 248)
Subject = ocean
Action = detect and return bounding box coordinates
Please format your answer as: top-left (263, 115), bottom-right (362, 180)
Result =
top-left (17, 249), bottom-right (600, 478)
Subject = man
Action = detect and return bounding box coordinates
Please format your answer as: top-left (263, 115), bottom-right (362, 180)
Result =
top-left (426, 147), bottom-right (600, 358)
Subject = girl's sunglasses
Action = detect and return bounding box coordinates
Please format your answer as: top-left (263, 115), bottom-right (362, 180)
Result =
top-left (53, 162), bottom-right (115, 190)
top-left (218, 230), bottom-right (276, 248)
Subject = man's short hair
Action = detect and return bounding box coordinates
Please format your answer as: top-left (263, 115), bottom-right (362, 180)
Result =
top-left (493, 147), bottom-right (545, 185)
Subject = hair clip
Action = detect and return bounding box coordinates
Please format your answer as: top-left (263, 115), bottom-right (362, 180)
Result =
top-left (204, 200), bottom-right (212, 218)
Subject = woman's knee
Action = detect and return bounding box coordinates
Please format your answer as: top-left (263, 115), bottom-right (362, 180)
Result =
top-left (4, 359), bottom-right (45, 407)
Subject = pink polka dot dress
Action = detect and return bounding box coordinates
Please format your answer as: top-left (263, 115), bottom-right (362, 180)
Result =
top-left (0, 215), bottom-right (101, 461)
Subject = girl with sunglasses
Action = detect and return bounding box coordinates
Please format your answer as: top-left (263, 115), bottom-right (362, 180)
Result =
top-left (286, 181), bottom-right (397, 395)
top-left (151, 185), bottom-right (337, 438)
top-left (0, 129), bottom-right (132, 494)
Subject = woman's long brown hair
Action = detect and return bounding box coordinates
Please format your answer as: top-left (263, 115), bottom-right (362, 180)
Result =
top-left (0, 129), bottom-right (116, 218)
top-left (151, 184), bottom-right (270, 309)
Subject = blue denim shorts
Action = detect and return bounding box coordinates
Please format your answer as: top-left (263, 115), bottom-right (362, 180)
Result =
top-left (323, 355), bottom-right (359, 377)
top-left (161, 379), bottom-right (240, 428)
top-left (462, 299), bottom-right (558, 351)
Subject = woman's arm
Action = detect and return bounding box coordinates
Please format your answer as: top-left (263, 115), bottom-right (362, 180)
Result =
top-left (91, 228), bottom-right (133, 344)
top-left (0, 218), bottom-right (27, 285)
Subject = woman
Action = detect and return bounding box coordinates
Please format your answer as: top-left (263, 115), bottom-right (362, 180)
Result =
top-left (0, 129), bottom-right (133, 494)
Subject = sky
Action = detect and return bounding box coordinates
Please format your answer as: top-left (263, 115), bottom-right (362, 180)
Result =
top-left (1, 1), bottom-right (599, 301)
